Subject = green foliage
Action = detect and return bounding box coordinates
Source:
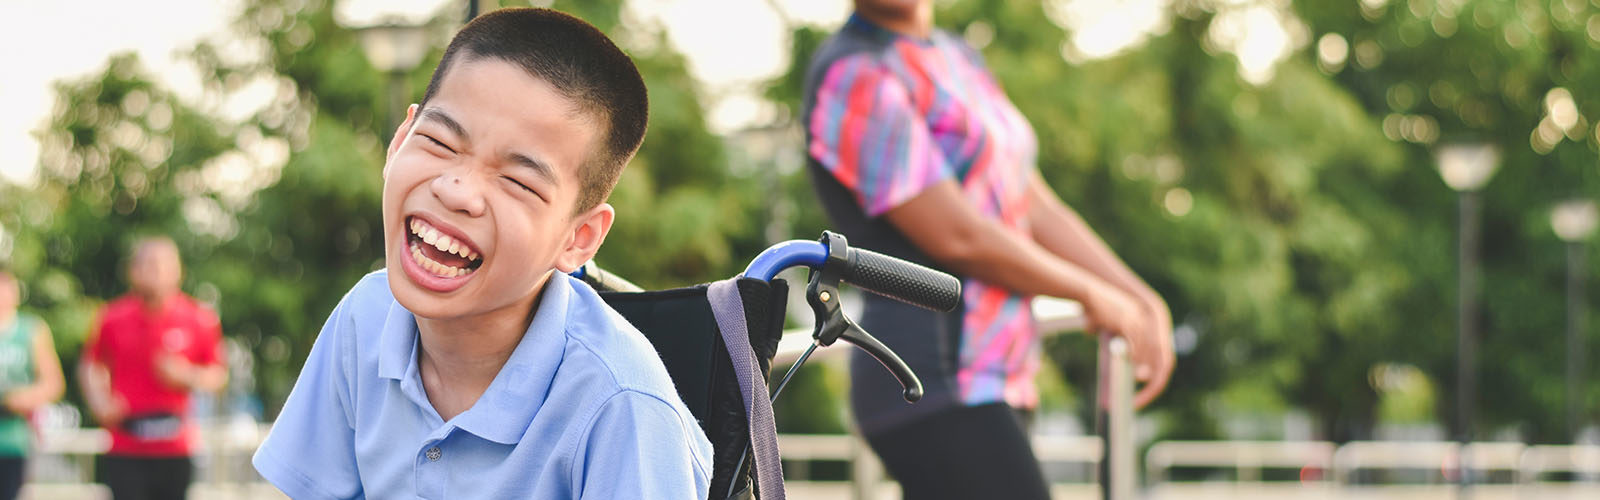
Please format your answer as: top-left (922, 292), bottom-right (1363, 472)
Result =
top-left (772, 363), bottom-right (850, 435)
top-left (1294, 0), bottom-right (1600, 443)
top-left (1, 54), bottom-right (244, 409)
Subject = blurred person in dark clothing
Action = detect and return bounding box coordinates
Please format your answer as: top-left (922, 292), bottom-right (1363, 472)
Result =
top-left (81, 237), bottom-right (226, 500)
top-left (0, 268), bottom-right (65, 500)
top-left (802, 1), bottom-right (1175, 497)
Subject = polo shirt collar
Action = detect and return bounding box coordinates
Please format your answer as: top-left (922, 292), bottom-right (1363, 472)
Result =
top-left (377, 274), bottom-right (574, 445)
top-left (377, 302), bottom-right (415, 381)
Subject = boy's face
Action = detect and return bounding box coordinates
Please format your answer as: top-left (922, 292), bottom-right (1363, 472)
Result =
top-left (381, 57), bottom-right (614, 321)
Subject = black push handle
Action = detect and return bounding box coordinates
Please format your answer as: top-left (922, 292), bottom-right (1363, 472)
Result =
top-left (840, 247), bottom-right (962, 312)
top-left (574, 262), bottom-right (644, 293)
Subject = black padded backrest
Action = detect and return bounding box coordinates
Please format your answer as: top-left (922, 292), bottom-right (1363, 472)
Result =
top-left (598, 277), bottom-right (787, 499)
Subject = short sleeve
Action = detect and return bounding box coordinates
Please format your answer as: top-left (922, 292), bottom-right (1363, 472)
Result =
top-left (252, 299), bottom-right (361, 500)
top-left (573, 391), bottom-right (711, 499)
top-left (807, 55), bottom-right (955, 217)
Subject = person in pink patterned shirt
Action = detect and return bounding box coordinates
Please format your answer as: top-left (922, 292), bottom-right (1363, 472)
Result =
top-left (802, 1), bottom-right (1175, 497)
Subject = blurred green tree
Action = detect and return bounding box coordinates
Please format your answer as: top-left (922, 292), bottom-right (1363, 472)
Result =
top-left (1294, 0), bottom-right (1600, 443)
top-left (0, 53), bottom-right (242, 409)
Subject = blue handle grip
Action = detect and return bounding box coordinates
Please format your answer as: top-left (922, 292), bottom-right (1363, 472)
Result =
top-left (742, 240), bottom-right (829, 281)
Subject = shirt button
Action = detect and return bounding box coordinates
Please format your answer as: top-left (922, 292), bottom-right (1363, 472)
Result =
top-left (426, 447), bottom-right (442, 462)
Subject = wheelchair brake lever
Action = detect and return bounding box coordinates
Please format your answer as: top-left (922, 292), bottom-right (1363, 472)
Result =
top-left (805, 238), bottom-right (924, 403)
top-left (836, 316), bottom-right (923, 402)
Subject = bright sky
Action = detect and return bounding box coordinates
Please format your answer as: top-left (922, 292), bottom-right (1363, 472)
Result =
top-left (0, 0), bottom-right (1293, 186)
top-left (1, 1), bottom-right (239, 185)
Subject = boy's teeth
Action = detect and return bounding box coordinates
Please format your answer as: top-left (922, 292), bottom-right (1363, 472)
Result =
top-left (409, 242), bottom-right (472, 278)
top-left (409, 219), bottom-right (480, 263)
top-left (411, 220), bottom-right (477, 260)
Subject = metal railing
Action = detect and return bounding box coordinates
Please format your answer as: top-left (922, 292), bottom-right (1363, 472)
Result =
top-left (1146, 440), bottom-right (1336, 483)
top-left (1146, 440), bottom-right (1600, 485)
top-left (24, 421), bottom-right (277, 499)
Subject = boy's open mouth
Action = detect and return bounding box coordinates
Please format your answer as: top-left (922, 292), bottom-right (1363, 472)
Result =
top-left (407, 216), bottom-right (484, 279)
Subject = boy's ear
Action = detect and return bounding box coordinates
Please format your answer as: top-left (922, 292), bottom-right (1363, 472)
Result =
top-left (384, 104), bottom-right (420, 176)
top-left (553, 203), bottom-right (616, 274)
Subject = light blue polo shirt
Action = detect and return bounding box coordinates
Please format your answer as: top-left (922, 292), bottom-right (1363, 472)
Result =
top-left (253, 270), bottom-right (712, 499)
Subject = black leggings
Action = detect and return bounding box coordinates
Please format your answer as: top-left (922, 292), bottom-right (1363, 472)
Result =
top-left (864, 403), bottom-right (1051, 500)
top-left (100, 456), bottom-right (193, 500)
top-left (0, 457), bottom-right (22, 500)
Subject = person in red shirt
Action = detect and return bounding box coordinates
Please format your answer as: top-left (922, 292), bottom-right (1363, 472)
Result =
top-left (80, 236), bottom-right (226, 500)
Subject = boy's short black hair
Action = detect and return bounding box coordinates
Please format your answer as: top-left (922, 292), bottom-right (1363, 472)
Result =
top-left (419, 8), bottom-right (648, 214)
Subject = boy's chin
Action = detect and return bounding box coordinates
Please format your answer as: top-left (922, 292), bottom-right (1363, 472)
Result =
top-left (386, 274), bottom-right (466, 321)
top-left (387, 254), bottom-right (469, 314)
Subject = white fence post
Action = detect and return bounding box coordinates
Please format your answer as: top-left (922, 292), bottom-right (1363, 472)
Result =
top-left (1098, 334), bottom-right (1136, 500)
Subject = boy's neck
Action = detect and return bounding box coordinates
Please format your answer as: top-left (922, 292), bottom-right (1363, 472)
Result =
top-left (414, 274), bottom-right (550, 421)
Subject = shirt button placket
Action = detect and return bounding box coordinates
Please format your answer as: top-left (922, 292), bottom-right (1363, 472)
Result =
top-left (417, 442), bottom-right (447, 499)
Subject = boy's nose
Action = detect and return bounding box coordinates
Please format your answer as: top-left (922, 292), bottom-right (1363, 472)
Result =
top-left (431, 172), bottom-right (486, 217)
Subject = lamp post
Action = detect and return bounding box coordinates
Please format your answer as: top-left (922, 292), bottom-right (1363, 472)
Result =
top-left (1435, 143), bottom-right (1499, 496)
top-left (355, 20), bottom-right (429, 135)
top-left (1552, 199), bottom-right (1597, 442)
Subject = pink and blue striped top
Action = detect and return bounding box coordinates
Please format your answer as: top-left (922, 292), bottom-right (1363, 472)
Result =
top-left (806, 14), bottom-right (1043, 410)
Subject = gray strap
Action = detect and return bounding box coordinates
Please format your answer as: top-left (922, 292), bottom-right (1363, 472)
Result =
top-left (706, 278), bottom-right (784, 500)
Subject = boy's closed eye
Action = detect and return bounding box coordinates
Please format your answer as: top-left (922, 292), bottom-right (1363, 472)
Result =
top-left (418, 133), bottom-right (458, 156)
top-left (502, 175), bottom-right (547, 202)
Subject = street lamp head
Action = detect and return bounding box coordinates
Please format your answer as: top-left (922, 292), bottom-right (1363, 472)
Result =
top-left (357, 20), bottom-right (430, 74)
top-left (1552, 199), bottom-right (1599, 242)
top-left (1435, 143), bottom-right (1500, 192)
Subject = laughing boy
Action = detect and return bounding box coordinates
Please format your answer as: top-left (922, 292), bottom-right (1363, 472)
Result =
top-left (253, 8), bottom-right (711, 498)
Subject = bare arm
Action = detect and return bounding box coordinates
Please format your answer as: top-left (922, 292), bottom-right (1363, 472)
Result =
top-left (191, 363), bottom-right (228, 393)
top-left (79, 319), bottom-right (125, 426)
top-left (79, 357), bottom-right (123, 427)
top-left (156, 324), bottom-right (228, 393)
top-left (3, 322), bottom-right (65, 414)
top-left (1027, 172), bottom-right (1161, 305)
top-left (1025, 172), bottom-right (1174, 407)
top-left (882, 180), bottom-right (1147, 340)
top-left (156, 356), bottom-right (228, 393)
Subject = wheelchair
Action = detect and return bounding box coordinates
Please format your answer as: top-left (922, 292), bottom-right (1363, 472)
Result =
top-left (576, 231), bottom-right (959, 499)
